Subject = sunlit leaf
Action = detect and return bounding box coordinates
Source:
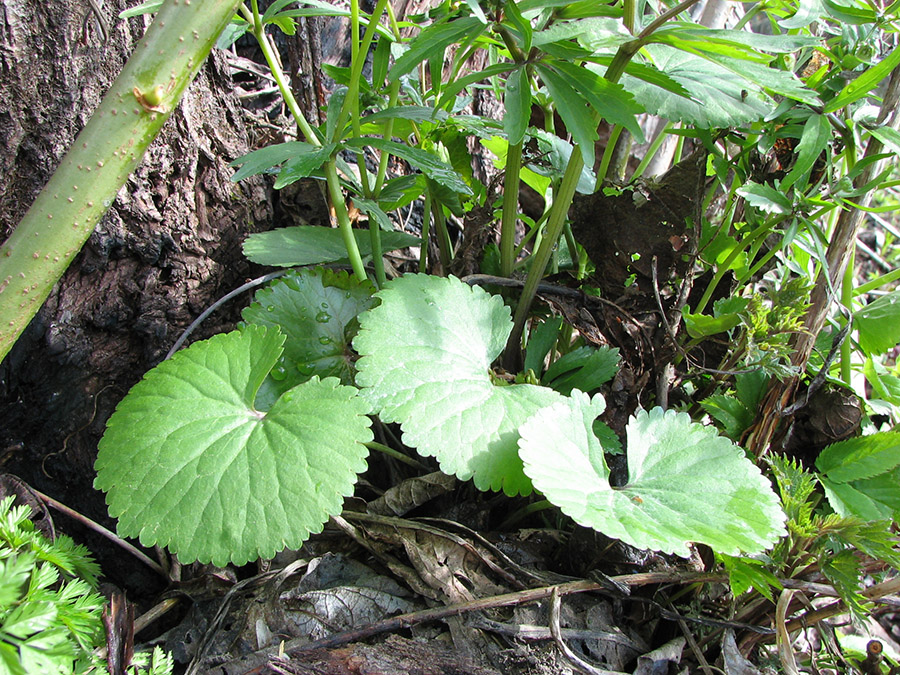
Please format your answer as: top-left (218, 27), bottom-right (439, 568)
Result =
top-left (518, 396), bottom-right (786, 555)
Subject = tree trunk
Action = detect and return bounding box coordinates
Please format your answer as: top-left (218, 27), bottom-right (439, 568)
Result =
top-left (0, 0), bottom-right (271, 582)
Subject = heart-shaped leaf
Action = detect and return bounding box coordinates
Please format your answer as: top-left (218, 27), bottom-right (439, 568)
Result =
top-left (353, 274), bottom-right (561, 495)
top-left (95, 325), bottom-right (373, 566)
top-left (518, 393), bottom-right (786, 555)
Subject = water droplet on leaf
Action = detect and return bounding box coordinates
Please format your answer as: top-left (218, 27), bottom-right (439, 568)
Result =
top-left (318, 336), bottom-right (331, 345)
top-left (315, 311), bottom-right (331, 323)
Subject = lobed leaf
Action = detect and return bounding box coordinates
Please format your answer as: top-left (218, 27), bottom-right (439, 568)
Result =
top-left (855, 290), bottom-right (900, 356)
top-left (353, 275), bottom-right (562, 495)
top-left (95, 325), bottom-right (373, 566)
top-left (518, 395), bottom-right (786, 556)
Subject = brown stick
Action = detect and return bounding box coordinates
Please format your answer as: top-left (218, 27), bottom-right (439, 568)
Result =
top-left (744, 64), bottom-right (900, 456)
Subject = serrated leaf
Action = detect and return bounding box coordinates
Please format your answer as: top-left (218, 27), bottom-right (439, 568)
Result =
top-left (242, 269), bottom-right (377, 408)
top-left (701, 395), bottom-right (754, 441)
top-left (720, 553), bottom-right (782, 601)
top-left (535, 64), bottom-right (598, 166)
top-left (388, 17), bottom-right (486, 81)
top-left (781, 114), bottom-right (831, 191)
top-left (518, 396), bottom-right (786, 555)
top-left (504, 67), bottom-right (531, 146)
top-left (274, 144), bottom-right (337, 189)
top-left (243, 226), bottom-right (419, 267)
top-left (544, 61), bottom-right (644, 142)
top-left (855, 291), bottom-right (900, 355)
top-left (542, 346), bottom-right (620, 395)
top-left (621, 46), bottom-right (772, 128)
top-left (231, 142), bottom-right (318, 183)
top-left (820, 549), bottom-right (869, 617)
top-left (737, 182), bottom-right (793, 214)
top-left (524, 317), bottom-right (564, 376)
top-left (345, 138), bottom-right (473, 196)
top-left (816, 432), bottom-right (900, 483)
top-left (353, 275), bottom-right (563, 495)
top-left (95, 326), bottom-right (372, 566)
top-left (824, 45), bottom-right (900, 113)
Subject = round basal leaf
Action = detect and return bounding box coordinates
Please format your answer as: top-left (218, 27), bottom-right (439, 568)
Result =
top-left (242, 268), bottom-right (377, 408)
top-left (353, 274), bottom-right (561, 496)
top-left (94, 325), bottom-right (373, 566)
top-left (518, 393), bottom-right (786, 556)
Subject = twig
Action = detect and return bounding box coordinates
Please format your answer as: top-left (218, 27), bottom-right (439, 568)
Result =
top-left (213, 572), bottom-right (723, 672)
top-left (550, 587), bottom-right (629, 675)
top-left (666, 598), bottom-right (715, 675)
top-left (165, 270), bottom-right (289, 359)
top-left (33, 488), bottom-right (166, 577)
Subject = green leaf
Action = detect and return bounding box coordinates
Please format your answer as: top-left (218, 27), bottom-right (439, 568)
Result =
top-left (864, 357), bottom-right (900, 405)
top-left (524, 317), bottom-right (564, 376)
top-left (274, 143), bottom-right (337, 189)
top-left (855, 290), bottom-right (900, 355)
top-left (621, 46), bottom-right (772, 128)
top-left (817, 432), bottom-right (900, 521)
top-left (95, 325), bottom-right (373, 565)
top-left (701, 395), bottom-right (754, 441)
top-left (542, 346), bottom-right (620, 395)
top-left (719, 553), bottom-right (782, 601)
top-left (543, 61), bottom-right (644, 142)
top-left (820, 549), bottom-right (869, 618)
top-left (781, 114), bottom-right (831, 191)
top-left (682, 297), bottom-right (747, 338)
top-left (388, 17), bottom-right (485, 81)
top-left (504, 67), bottom-right (531, 146)
top-left (353, 274), bottom-right (563, 495)
top-left (242, 226), bottom-right (419, 267)
top-left (241, 269), bottom-right (377, 408)
top-left (345, 138), bottom-right (473, 196)
top-left (230, 142), bottom-right (319, 183)
top-left (518, 396), bottom-right (786, 555)
top-left (816, 432), bottom-right (900, 483)
top-left (823, 41), bottom-right (900, 113)
top-left (535, 64), bottom-right (597, 166)
top-left (737, 182), bottom-right (793, 214)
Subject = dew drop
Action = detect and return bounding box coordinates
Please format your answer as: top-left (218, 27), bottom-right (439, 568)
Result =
top-left (271, 365), bottom-right (287, 381)
top-left (318, 336), bottom-right (331, 345)
top-left (315, 311), bottom-right (331, 323)
top-left (297, 363), bottom-right (315, 376)
top-left (321, 302), bottom-right (329, 309)
top-left (266, 305), bottom-right (275, 312)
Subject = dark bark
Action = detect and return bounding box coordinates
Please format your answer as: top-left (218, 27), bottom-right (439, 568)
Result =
top-left (0, 0), bottom-right (271, 586)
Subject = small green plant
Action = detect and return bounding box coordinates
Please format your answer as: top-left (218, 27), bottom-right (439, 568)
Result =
top-left (0, 496), bottom-right (173, 675)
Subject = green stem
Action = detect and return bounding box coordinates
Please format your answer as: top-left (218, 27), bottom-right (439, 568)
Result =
top-left (419, 190), bottom-right (432, 272)
top-left (695, 222), bottom-right (772, 314)
top-left (365, 441), bottom-right (429, 470)
top-left (250, 1), bottom-right (319, 146)
top-left (854, 267), bottom-right (900, 295)
top-left (840, 249), bottom-right (854, 384)
top-left (432, 201), bottom-right (453, 272)
top-left (325, 162), bottom-right (368, 281)
top-left (631, 121), bottom-right (674, 181)
top-left (334, 0), bottom-right (391, 140)
top-left (595, 124), bottom-right (622, 190)
top-left (0, 0), bottom-right (242, 362)
top-left (500, 142), bottom-right (524, 277)
top-left (505, 151), bottom-right (584, 363)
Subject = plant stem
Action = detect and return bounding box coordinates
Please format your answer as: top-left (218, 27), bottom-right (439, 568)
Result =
top-left (0, 0), bottom-right (242, 362)
top-left (505, 151), bottom-right (584, 364)
top-left (432, 201), bottom-right (453, 272)
top-left (250, 1), bottom-right (319, 146)
top-left (324, 162), bottom-right (368, 281)
top-left (840, 248), bottom-right (854, 384)
top-left (419, 190), bottom-right (432, 272)
top-left (595, 124), bottom-right (622, 190)
top-left (500, 142), bottom-right (524, 277)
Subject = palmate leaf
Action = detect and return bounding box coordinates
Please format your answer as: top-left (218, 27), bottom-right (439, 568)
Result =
top-left (518, 394), bottom-right (786, 555)
top-left (95, 325), bottom-right (373, 566)
top-left (621, 45), bottom-right (772, 128)
top-left (353, 275), bottom-right (562, 496)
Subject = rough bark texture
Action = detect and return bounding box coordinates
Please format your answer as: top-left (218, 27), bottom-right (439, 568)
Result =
top-left (0, 0), bottom-right (271, 586)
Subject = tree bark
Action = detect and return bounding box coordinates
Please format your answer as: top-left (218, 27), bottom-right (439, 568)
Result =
top-left (0, 0), bottom-right (271, 574)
